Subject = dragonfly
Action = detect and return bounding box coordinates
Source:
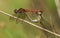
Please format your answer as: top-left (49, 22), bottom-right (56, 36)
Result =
top-left (10, 8), bottom-right (43, 23)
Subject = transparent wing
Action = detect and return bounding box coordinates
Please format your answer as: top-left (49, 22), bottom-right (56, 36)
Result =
top-left (25, 12), bottom-right (42, 22)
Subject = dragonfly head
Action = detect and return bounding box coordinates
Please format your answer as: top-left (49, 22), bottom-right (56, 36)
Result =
top-left (14, 9), bottom-right (18, 14)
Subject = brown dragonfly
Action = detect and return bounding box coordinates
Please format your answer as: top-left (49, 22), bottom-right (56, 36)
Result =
top-left (10, 8), bottom-right (43, 23)
top-left (14, 8), bottom-right (43, 15)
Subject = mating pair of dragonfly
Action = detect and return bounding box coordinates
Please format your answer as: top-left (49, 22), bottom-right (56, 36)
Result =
top-left (10, 8), bottom-right (43, 23)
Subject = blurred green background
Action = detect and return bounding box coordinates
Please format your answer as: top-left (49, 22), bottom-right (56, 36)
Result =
top-left (0, 0), bottom-right (60, 38)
